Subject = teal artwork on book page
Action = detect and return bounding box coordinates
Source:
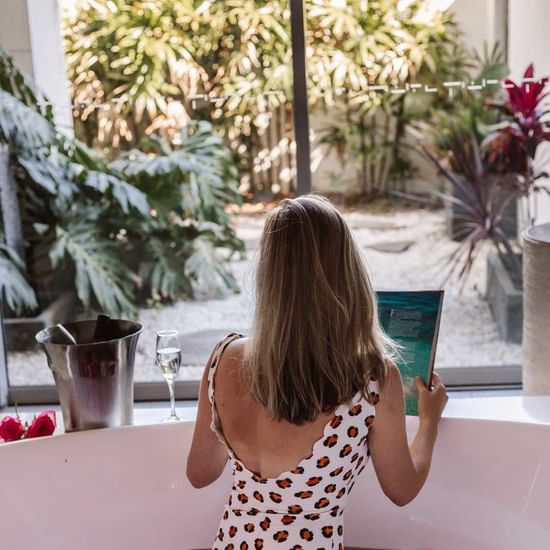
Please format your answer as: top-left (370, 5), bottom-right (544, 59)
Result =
top-left (377, 290), bottom-right (444, 416)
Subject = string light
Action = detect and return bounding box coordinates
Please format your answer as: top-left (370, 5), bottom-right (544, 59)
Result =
top-left (40, 77), bottom-right (538, 112)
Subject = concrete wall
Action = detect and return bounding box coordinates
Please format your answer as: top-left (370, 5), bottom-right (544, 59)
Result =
top-left (0, 0), bottom-right (72, 130)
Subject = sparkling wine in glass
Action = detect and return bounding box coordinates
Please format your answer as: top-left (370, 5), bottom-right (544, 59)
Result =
top-left (156, 330), bottom-right (182, 422)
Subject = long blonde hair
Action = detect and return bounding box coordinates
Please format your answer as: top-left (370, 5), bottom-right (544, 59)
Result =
top-left (242, 194), bottom-right (392, 424)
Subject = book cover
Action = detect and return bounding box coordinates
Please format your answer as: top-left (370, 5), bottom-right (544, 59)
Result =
top-left (376, 290), bottom-right (444, 416)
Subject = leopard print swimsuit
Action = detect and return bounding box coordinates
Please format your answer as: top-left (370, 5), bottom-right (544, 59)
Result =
top-left (207, 333), bottom-right (379, 550)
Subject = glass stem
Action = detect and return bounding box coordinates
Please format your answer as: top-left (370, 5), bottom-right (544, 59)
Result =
top-left (168, 380), bottom-right (176, 418)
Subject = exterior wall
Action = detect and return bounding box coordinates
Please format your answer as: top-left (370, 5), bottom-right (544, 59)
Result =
top-left (0, 0), bottom-right (72, 131)
top-left (310, 106), bottom-right (440, 196)
top-left (509, 0), bottom-right (550, 225)
top-left (450, 0), bottom-right (507, 56)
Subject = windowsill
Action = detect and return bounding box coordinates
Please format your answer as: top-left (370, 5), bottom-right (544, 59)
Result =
top-left (2, 391), bottom-right (550, 440)
top-left (443, 393), bottom-right (550, 424)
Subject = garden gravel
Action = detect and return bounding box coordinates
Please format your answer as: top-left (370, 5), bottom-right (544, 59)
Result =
top-left (7, 208), bottom-right (522, 386)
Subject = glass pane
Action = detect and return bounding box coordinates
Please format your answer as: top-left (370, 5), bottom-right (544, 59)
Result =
top-left (2, 0), bottom-right (292, 387)
top-left (304, 0), bottom-right (539, 372)
top-left (3, 0), bottom-right (547, 393)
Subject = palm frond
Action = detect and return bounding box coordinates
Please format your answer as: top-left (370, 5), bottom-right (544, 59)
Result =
top-left (184, 236), bottom-right (239, 299)
top-left (138, 237), bottom-right (193, 301)
top-left (50, 218), bottom-right (136, 317)
top-left (0, 90), bottom-right (55, 150)
top-left (83, 170), bottom-right (149, 215)
top-left (0, 48), bottom-right (53, 122)
top-left (18, 151), bottom-right (78, 199)
top-left (0, 243), bottom-right (37, 312)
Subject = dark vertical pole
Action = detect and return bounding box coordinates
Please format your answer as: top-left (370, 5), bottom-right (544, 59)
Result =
top-left (289, 0), bottom-right (312, 195)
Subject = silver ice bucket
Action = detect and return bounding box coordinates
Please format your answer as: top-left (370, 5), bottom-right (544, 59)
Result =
top-left (35, 319), bottom-right (143, 432)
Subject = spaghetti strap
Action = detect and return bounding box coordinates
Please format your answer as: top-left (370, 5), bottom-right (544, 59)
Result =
top-left (207, 332), bottom-right (244, 454)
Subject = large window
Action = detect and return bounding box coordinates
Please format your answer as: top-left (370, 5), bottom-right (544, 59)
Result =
top-left (4, 0), bottom-right (548, 404)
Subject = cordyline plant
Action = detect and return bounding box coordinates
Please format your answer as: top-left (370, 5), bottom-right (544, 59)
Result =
top-left (421, 129), bottom-right (520, 285)
top-left (483, 63), bottom-right (550, 221)
top-left (421, 63), bottom-right (550, 287)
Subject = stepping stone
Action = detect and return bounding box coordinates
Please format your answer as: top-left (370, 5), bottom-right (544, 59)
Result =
top-left (364, 240), bottom-right (414, 253)
top-left (179, 329), bottom-right (248, 366)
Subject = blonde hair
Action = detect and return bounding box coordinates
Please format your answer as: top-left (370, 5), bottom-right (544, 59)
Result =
top-left (242, 194), bottom-right (392, 424)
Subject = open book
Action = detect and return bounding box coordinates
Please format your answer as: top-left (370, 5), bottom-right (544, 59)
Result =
top-left (376, 290), bottom-right (444, 416)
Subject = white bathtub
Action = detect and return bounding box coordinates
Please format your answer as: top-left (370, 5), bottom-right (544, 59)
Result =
top-left (1, 397), bottom-right (549, 550)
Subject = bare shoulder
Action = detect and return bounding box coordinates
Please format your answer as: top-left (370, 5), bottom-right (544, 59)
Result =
top-left (224, 335), bottom-right (249, 358)
top-left (216, 335), bottom-right (249, 374)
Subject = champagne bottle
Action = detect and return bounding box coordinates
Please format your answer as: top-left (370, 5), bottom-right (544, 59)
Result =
top-left (93, 314), bottom-right (112, 342)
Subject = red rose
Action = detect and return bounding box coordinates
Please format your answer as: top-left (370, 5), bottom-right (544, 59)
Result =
top-left (0, 415), bottom-right (25, 442)
top-left (26, 410), bottom-right (57, 439)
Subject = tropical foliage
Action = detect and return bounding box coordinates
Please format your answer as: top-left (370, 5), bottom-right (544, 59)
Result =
top-left (425, 43), bottom-right (509, 159)
top-left (0, 241), bottom-right (37, 312)
top-left (63, 0), bottom-right (466, 196)
top-left (0, 48), bottom-right (242, 318)
top-left (422, 132), bottom-right (520, 283)
top-left (421, 62), bottom-right (550, 285)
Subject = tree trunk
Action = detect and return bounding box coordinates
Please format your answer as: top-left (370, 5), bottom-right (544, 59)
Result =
top-left (0, 145), bottom-right (24, 260)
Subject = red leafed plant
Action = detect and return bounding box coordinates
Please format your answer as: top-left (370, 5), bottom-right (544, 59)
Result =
top-left (0, 410), bottom-right (57, 443)
top-left (483, 64), bottom-right (550, 202)
top-left (419, 63), bottom-right (550, 286)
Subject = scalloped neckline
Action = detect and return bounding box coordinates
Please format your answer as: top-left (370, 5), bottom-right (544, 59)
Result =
top-left (230, 390), bottom-right (362, 481)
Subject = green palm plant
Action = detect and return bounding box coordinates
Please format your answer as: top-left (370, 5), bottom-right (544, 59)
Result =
top-left (312, 1), bottom-right (466, 194)
top-left (0, 48), bottom-right (243, 319)
top-left (0, 53), bottom-right (54, 312)
top-left (113, 121), bottom-right (244, 301)
top-left (114, 122), bottom-right (241, 227)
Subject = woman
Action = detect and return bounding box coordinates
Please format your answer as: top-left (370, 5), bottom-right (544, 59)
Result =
top-left (187, 194), bottom-right (447, 549)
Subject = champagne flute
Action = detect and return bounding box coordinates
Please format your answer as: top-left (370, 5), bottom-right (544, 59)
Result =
top-left (156, 330), bottom-right (182, 422)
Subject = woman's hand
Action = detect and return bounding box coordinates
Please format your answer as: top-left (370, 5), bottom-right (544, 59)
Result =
top-left (368, 364), bottom-right (447, 506)
top-left (415, 372), bottom-right (448, 430)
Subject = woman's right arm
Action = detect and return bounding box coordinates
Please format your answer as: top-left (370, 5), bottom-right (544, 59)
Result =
top-left (367, 361), bottom-right (448, 506)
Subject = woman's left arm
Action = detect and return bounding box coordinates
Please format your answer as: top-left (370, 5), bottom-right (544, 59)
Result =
top-left (186, 349), bottom-right (229, 488)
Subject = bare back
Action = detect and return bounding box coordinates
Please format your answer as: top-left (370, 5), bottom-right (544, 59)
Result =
top-left (205, 332), bottom-right (378, 548)
top-left (214, 337), bottom-right (337, 479)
